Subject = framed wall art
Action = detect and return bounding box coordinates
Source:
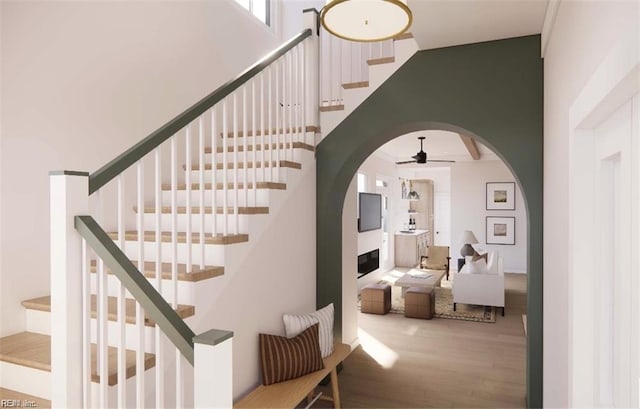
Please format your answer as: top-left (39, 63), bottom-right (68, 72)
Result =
top-left (486, 216), bottom-right (515, 245)
top-left (486, 182), bottom-right (516, 210)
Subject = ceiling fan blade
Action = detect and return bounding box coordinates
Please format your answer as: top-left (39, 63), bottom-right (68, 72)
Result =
top-left (427, 159), bottom-right (456, 163)
top-left (395, 160), bottom-right (417, 165)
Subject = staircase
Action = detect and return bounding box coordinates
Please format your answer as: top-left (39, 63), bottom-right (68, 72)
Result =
top-left (0, 10), bottom-right (419, 406)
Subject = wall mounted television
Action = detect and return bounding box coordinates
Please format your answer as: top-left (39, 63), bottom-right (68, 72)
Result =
top-left (358, 192), bottom-right (382, 232)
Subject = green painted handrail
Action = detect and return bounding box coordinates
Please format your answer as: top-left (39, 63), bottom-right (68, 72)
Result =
top-left (75, 215), bottom-right (196, 364)
top-left (89, 28), bottom-right (313, 195)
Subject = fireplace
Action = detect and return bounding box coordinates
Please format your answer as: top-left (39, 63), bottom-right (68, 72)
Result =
top-left (357, 249), bottom-right (379, 278)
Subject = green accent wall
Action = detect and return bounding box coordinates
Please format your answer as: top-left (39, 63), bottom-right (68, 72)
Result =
top-left (316, 35), bottom-right (543, 407)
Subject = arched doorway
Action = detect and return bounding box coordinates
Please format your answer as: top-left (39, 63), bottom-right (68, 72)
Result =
top-left (316, 35), bottom-right (542, 406)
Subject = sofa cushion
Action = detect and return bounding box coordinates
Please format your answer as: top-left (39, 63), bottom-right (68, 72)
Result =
top-left (466, 255), bottom-right (488, 274)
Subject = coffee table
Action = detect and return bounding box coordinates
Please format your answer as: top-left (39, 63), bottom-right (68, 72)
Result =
top-left (395, 269), bottom-right (445, 297)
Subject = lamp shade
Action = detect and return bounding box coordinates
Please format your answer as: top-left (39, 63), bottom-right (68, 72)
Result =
top-left (320, 0), bottom-right (413, 42)
top-left (459, 230), bottom-right (479, 245)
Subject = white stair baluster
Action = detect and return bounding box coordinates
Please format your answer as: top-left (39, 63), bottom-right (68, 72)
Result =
top-left (275, 58), bottom-right (281, 183)
top-left (154, 148), bottom-right (164, 407)
top-left (252, 78), bottom-right (257, 203)
top-left (136, 160), bottom-right (145, 409)
top-left (233, 93), bottom-right (239, 235)
top-left (242, 86), bottom-right (248, 207)
top-left (267, 67), bottom-right (273, 182)
top-left (288, 50), bottom-right (294, 160)
top-left (260, 72), bottom-right (266, 184)
top-left (222, 99), bottom-right (229, 235)
top-left (211, 106), bottom-right (218, 236)
top-left (170, 135), bottom-right (178, 316)
top-left (185, 126), bottom-right (193, 272)
top-left (81, 239), bottom-right (91, 409)
top-left (198, 116), bottom-right (205, 268)
top-left (117, 175), bottom-right (127, 408)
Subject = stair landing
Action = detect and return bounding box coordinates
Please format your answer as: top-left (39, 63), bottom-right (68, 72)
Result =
top-left (0, 332), bottom-right (155, 386)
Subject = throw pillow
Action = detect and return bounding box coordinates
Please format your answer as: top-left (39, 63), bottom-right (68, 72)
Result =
top-left (259, 323), bottom-right (324, 386)
top-left (472, 252), bottom-right (488, 263)
top-left (283, 303), bottom-right (334, 358)
top-left (468, 257), bottom-right (488, 274)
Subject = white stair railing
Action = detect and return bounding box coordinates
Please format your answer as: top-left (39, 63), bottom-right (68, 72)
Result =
top-left (49, 9), bottom-right (319, 408)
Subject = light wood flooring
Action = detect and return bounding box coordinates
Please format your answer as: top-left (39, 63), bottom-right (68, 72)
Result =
top-left (317, 273), bottom-right (528, 408)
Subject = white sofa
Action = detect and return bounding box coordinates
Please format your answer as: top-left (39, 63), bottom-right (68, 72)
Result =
top-left (452, 252), bottom-right (505, 316)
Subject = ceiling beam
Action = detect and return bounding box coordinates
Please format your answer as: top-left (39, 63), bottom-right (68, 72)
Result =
top-left (460, 135), bottom-right (481, 160)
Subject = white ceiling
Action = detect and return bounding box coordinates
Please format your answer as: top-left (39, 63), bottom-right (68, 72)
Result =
top-left (407, 0), bottom-right (549, 50)
top-left (375, 130), bottom-right (497, 165)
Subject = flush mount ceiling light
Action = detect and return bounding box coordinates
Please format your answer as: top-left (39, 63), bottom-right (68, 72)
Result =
top-left (320, 0), bottom-right (413, 42)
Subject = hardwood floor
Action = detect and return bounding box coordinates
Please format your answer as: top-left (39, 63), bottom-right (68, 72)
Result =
top-left (317, 273), bottom-right (527, 408)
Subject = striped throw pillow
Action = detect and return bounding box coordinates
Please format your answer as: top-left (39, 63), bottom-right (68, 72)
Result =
top-left (283, 303), bottom-right (334, 358)
top-left (259, 323), bottom-right (324, 385)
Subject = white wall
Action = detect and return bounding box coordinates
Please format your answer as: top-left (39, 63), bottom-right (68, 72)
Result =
top-left (543, 1), bottom-right (639, 406)
top-left (0, 1), bottom-right (279, 337)
top-left (279, 0), bottom-right (323, 41)
top-left (450, 161), bottom-right (527, 273)
top-left (355, 154), bottom-right (399, 290)
top-left (191, 162), bottom-right (316, 399)
top-left (342, 177), bottom-right (358, 347)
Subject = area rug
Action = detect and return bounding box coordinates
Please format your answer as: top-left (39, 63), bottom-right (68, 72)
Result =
top-left (358, 279), bottom-right (496, 323)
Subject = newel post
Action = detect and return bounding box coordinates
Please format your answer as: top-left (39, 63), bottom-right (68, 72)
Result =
top-left (49, 170), bottom-right (89, 408)
top-left (193, 329), bottom-right (234, 408)
top-left (303, 8), bottom-right (320, 130)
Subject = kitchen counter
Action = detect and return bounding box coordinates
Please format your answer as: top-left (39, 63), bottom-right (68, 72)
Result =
top-left (395, 229), bottom-right (429, 236)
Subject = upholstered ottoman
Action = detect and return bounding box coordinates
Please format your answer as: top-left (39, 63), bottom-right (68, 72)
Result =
top-left (361, 284), bottom-right (391, 315)
top-left (404, 287), bottom-right (435, 319)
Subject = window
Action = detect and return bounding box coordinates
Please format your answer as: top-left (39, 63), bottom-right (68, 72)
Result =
top-left (233, 0), bottom-right (270, 26)
top-left (357, 173), bottom-right (367, 193)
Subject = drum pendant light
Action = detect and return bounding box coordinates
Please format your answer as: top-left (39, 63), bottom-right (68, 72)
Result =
top-left (320, 0), bottom-right (413, 42)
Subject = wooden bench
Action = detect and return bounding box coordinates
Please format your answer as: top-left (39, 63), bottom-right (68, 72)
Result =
top-left (234, 343), bottom-right (352, 409)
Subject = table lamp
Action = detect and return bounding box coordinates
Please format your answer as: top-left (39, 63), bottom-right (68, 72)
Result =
top-left (459, 230), bottom-right (478, 257)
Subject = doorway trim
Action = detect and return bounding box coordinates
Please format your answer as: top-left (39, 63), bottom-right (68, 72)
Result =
top-left (568, 29), bottom-right (639, 407)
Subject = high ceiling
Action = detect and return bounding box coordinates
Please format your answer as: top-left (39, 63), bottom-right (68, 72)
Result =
top-left (407, 0), bottom-right (549, 50)
top-left (374, 0), bottom-right (549, 165)
top-left (376, 130), bottom-right (497, 164)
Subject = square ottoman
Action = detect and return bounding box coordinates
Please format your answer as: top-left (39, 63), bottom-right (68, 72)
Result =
top-left (361, 284), bottom-right (391, 315)
top-left (404, 287), bottom-right (435, 319)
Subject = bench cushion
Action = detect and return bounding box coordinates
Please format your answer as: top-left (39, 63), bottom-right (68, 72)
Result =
top-left (259, 323), bottom-right (324, 385)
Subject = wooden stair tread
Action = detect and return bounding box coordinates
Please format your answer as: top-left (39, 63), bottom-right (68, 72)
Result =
top-left (22, 295), bottom-right (195, 327)
top-left (107, 231), bottom-right (249, 245)
top-left (205, 141), bottom-right (314, 154)
top-left (367, 56), bottom-right (395, 65)
top-left (184, 160), bottom-right (302, 171)
top-left (89, 260), bottom-right (224, 282)
top-left (161, 181), bottom-right (287, 191)
top-left (393, 32), bottom-right (414, 40)
top-left (0, 387), bottom-right (50, 408)
top-left (319, 105), bottom-right (345, 112)
top-left (342, 81), bottom-right (369, 89)
top-left (219, 126), bottom-right (318, 138)
top-left (0, 332), bottom-right (154, 386)
top-left (134, 206), bottom-right (269, 215)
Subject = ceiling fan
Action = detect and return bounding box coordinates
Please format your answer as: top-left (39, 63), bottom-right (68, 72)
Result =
top-left (395, 136), bottom-right (456, 165)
